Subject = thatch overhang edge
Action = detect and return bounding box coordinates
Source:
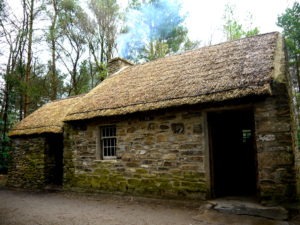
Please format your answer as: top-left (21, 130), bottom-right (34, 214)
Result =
top-left (64, 83), bottom-right (271, 122)
top-left (9, 125), bottom-right (62, 137)
top-left (8, 94), bottom-right (84, 137)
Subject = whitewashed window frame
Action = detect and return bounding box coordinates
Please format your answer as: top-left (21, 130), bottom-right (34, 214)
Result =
top-left (99, 125), bottom-right (117, 160)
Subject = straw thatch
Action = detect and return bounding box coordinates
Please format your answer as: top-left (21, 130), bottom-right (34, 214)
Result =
top-left (9, 95), bottom-right (83, 137)
top-left (65, 32), bottom-right (283, 121)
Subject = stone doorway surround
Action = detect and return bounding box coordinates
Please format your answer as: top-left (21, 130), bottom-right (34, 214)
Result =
top-left (206, 108), bottom-right (257, 199)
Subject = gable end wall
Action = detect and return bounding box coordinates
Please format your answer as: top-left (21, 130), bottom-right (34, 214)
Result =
top-left (7, 137), bottom-right (46, 189)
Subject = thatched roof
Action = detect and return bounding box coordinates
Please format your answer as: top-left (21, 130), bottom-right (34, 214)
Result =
top-left (10, 32), bottom-right (285, 135)
top-left (9, 95), bottom-right (83, 137)
top-left (65, 32), bottom-right (285, 122)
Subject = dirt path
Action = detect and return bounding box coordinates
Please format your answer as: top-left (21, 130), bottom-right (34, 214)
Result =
top-left (0, 188), bottom-right (298, 225)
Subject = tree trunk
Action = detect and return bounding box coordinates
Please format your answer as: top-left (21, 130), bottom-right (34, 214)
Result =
top-left (24, 0), bottom-right (34, 117)
top-left (50, 0), bottom-right (58, 100)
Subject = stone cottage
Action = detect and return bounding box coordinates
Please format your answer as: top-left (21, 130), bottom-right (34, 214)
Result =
top-left (7, 95), bottom-right (82, 188)
top-left (8, 32), bottom-right (300, 205)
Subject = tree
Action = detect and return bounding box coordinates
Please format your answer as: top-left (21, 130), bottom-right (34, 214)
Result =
top-left (77, 60), bottom-right (93, 94)
top-left (0, 0), bottom-right (53, 137)
top-left (120, 0), bottom-right (198, 62)
top-left (45, 0), bottom-right (61, 100)
top-left (44, 61), bottom-right (66, 98)
top-left (88, 0), bottom-right (119, 64)
top-left (0, 1), bottom-right (28, 122)
top-left (23, 0), bottom-right (35, 117)
top-left (57, 0), bottom-right (88, 96)
top-left (83, 0), bottom-right (120, 84)
top-left (0, 0), bottom-right (28, 173)
top-left (223, 4), bottom-right (259, 41)
top-left (277, 2), bottom-right (300, 87)
top-left (0, 0), bottom-right (28, 129)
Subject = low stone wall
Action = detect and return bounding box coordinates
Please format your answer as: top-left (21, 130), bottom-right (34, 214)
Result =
top-left (255, 82), bottom-right (296, 203)
top-left (7, 137), bottom-right (46, 189)
top-left (64, 109), bottom-right (207, 199)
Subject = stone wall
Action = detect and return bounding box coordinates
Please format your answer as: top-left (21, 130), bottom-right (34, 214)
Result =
top-left (63, 110), bottom-right (207, 199)
top-left (7, 136), bottom-right (46, 189)
top-left (64, 91), bottom-right (296, 202)
top-left (7, 87), bottom-right (296, 203)
top-left (285, 67), bottom-right (300, 200)
top-left (255, 82), bottom-right (296, 204)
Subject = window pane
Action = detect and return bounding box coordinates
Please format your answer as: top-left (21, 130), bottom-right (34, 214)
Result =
top-left (112, 146), bottom-right (115, 156)
top-left (101, 126), bottom-right (117, 158)
top-left (104, 147), bottom-right (108, 157)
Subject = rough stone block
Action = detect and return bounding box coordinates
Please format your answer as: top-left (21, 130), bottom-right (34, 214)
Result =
top-left (162, 153), bottom-right (177, 160)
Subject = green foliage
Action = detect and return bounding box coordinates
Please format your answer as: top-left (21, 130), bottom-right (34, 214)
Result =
top-left (44, 62), bottom-right (67, 99)
top-left (27, 64), bottom-right (54, 110)
top-left (87, 0), bottom-right (120, 63)
top-left (223, 4), bottom-right (259, 41)
top-left (10, 61), bottom-right (54, 115)
top-left (61, 0), bottom-right (76, 11)
top-left (59, 1), bottom-right (87, 44)
top-left (77, 60), bottom-right (92, 94)
top-left (277, 2), bottom-right (300, 79)
top-left (87, 60), bottom-right (107, 87)
top-left (244, 27), bottom-right (260, 38)
top-left (57, 0), bottom-right (90, 96)
top-left (144, 41), bottom-right (169, 61)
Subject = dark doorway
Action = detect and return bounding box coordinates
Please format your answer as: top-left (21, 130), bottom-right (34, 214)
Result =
top-left (44, 134), bottom-right (63, 186)
top-left (208, 109), bottom-right (257, 198)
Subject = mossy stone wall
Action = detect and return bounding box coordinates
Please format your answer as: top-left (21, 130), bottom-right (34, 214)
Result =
top-left (63, 110), bottom-right (207, 199)
top-left (7, 137), bottom-right (46, 189)
top-left (255, 82), bottom-right (296, 204)
top-left (64, 90), bottom-right (296, 203)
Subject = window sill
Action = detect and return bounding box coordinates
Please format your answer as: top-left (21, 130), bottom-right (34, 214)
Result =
top-left (94, 159), bottom-right (118, 163)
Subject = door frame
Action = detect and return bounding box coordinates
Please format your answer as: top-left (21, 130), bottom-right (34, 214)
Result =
top-left (44, 133), bottom-right (64, 186)
top-left (204, 106), bottom-right (258, 199)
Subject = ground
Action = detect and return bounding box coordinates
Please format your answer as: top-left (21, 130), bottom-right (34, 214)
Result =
top-left (0, 188), bottom-right (299, 225)
top-left (0, 175), bottom-right (299, 225)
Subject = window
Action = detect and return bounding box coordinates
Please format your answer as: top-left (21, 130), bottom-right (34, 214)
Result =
top-left (100, 126), bottom-right (116, 159)
top-left (242, 129), bottom-right (252, 143)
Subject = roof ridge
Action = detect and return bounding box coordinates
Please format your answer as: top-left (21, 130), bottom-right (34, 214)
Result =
top-left (50, 93), bottom-right (86, 103)
top-left (121, 32), bottom-right (280, 68)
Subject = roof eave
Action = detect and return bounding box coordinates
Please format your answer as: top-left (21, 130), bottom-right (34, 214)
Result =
top-left (64, 83), bottom-right (272, 122)
top-left (8, 126), bottom-right (62, 137)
